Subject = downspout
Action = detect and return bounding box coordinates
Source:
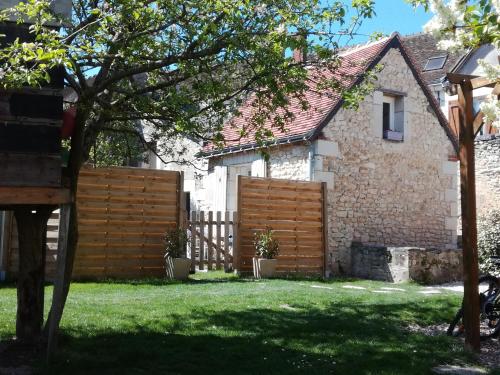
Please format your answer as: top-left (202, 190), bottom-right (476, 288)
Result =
top-left (308, 141), bottom-right (315, 181)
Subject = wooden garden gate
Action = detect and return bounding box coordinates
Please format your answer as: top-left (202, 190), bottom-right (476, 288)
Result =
top-left (187, 211), bottom-right (237, 272)
top-left (236, 176), bottom-right (327, 275)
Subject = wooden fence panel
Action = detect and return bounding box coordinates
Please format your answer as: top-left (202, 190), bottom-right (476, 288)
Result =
top-left (237, 176), bottom-right (326, 275)
top-left (6, 166), bottom-right (182, 280)
top-left (72, 166), bottom-right (181, 279)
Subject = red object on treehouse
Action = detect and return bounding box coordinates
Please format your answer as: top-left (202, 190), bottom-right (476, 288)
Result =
top-left (62, 106), bottom-right (76, 138)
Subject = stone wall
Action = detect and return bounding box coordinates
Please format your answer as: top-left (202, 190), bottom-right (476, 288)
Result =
top-left (351, 244), bottom-right (463, 284)
top-left (320, 47), bottom-right (458, 274)
top-left (267, 144), bottom-right (310, 180)
top-left (475, 136), bottom-right (500, 219)
top-left (456, 136), bottom-right (500, 236)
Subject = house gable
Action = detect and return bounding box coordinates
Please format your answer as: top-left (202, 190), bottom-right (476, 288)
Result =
top-left (203, 33), bottom-right (458, 157)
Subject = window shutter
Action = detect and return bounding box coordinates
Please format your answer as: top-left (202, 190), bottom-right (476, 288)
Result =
top-left (251, 158), bottom-right (267, 178)
top-left (372, 91), bottom-right (383, 137)
top-left (394, 97), bottom-right (405, 134)
top-left (213, 166), bottom-right (227, 212)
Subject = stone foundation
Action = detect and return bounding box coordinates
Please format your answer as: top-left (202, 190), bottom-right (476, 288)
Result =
top-left (351, 244), bottom-right (462, 284)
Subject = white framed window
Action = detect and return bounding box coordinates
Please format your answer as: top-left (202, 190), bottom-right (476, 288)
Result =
top-left (382, 96), bottom-right (395, 132)
top-left (382, 94), bottom-right (404, 141)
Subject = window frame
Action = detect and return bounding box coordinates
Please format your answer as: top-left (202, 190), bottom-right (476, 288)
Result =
top-left (382, 96), bottom-right (395, 132)
top-left (423, 55), bottom-right (448, 72)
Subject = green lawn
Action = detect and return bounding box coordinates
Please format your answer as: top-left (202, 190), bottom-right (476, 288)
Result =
top-left (0, 273), bottom-right (475, 374)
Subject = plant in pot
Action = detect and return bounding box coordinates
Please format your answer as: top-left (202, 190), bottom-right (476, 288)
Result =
top-left (253, 228), bottom-right (279, 279)
top-left (164, 228), bottom-right (191, 280)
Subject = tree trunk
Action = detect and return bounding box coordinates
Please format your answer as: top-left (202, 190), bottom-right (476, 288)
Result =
top-left (14, 206), bottom-right (54, 343)
top-left (43, 108), bottom-right (89, 339)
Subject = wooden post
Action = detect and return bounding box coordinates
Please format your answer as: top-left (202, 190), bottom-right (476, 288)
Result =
top-left (457, 80), bottom-right (480, 352)
top-left (216, 211), bottom-right (222, 270)
top-left (0, 212), bottom-right (13, 277)
top-left (46, 204), bottom-right (71, 362)
top-left (233, 211), bottom-right (239, 274)
top-left (321, 182), bottom-right (329, 278)
top-left (190, 211), bottom-right (196, 272)
top-left (234, 175), bottom-right (242, 274)
top-left (207, 211), bottom-right (213, 270)
top-left (224, 211), bottom-right (230, 272)
top-left (199, 211), bottom-right (205, 271)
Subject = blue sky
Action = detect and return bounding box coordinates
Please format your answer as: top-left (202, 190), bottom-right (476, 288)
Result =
top-left (347, 1), bottom-right (433, 43)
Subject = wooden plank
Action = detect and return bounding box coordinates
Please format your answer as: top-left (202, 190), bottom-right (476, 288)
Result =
top-left (190, 211), bottom-right (197, 272)
top-left (457, 81), bottom-right (480, 352)
top-left (241, 199), bottom-right (322, 210)
top-left (80, 166), bottom-right (179, 180)
top-left (207, 211), bottom-right (213, 270)
top-left (0, 187), bottom-right (71, 205)
top-left (224, 211), bottom-right (230, 272)
top-left (321, 182), bottom-right (328, 277)
top-left (241, 189), bottom-right (323, 201)
top-left (216, 211), bottom-right (222, 270)
top-left (240, 175), bottom-right (322, 187)
top-left (0, 152), bottom-right (61, 189)
top-left (240, 178), bottom-right (322, 192)
top-left (77, 200), bottom-right (178, 212)
top-left (199, 211), bottom-right (205, 270)
top-left (76, 193), bottom-right (177, 205)
top-left (234, 175), bottom-right (242, 273)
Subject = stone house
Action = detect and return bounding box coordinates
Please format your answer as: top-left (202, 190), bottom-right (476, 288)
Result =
top-left (199, 33), bottom-right (460, 275)
top-left (403, 35), bottom-right (499, 237)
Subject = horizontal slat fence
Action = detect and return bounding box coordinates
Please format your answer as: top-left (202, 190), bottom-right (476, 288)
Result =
top-left (237, 176), bottom-right (326, 275)
top-left (73, 166), bottom-right (181, 279)
top-left (188, 211), bottom-right (237, 272)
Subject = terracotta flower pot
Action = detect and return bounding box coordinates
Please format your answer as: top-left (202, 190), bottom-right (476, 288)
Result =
top-left (253, 257), bottom-right (277, 279)
top-left (165, 257), bottom-right (191, 280)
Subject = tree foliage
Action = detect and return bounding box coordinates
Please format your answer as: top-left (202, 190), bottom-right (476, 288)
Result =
top-left (409, 0), bottom-right (499, 127)
top-left (1, 0), bottom-right (379, 155)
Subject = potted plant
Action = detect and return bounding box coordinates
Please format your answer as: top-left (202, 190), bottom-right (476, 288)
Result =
top-left (253, 228), bottom-right (279, 278)
top-left (164, 228), bottom-right (191, 280)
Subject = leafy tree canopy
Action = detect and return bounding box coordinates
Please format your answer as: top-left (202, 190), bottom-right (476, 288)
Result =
top-left (0, 0), bottom-right (378, 162)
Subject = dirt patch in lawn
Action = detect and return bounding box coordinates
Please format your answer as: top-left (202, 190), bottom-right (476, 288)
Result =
top-left (405, 323), bottom-right (500, 370)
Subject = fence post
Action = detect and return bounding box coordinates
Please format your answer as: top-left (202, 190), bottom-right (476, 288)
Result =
top-left (224, 211), bottom-right (230, 272)
top-left (0, 212), bottom-right (13, 279)
top-left (321, 182), bottom-right (329, 278)
top-left (207, 211), bottom-right (213, 270)
top-left (216, 211), bottom-right (222, 270)
top-left (190, 211), bottom-right (196, 272)
top-left (199, 211), bottom-right (205, 270)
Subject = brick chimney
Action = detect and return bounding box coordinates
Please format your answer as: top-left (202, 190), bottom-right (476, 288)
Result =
top-left (293, 47), bottom-right (307, 63)
top-left (292, 30), bottom-right (307, 63)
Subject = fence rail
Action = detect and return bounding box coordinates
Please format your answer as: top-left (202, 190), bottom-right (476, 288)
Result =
top-left (187, 211), bottom-right (238, 272)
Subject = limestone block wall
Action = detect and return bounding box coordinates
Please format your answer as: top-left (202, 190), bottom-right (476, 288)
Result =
top-left (456, 136), bottom-right (500, 236)
top-left (267, 144), bottom-right (310, 180)
top-left (351, 245), bottom-right (462, 284)
top-left (475, 136), bottom-right (500, 218)
top-left (320, 48), bottom-right (458, 274)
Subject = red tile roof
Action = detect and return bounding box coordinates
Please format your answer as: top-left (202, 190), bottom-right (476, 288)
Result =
top-left (203, 33), bottom-right (457, 155)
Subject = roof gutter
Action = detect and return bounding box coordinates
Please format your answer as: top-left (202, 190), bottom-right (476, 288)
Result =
top-left (199, 131), bottom-right (314, 158)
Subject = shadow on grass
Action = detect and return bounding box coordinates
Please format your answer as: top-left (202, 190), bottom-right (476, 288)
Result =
top-left (41, 301), bottom-right (467, 375)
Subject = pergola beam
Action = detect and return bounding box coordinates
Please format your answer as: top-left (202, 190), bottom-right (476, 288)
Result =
top-left (455, 76), bottom-right (481, 352)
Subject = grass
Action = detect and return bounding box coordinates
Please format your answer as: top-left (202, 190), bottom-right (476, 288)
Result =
top-left (0, 272), bottom-right (476, 374)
